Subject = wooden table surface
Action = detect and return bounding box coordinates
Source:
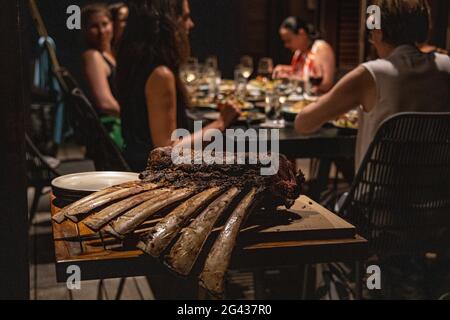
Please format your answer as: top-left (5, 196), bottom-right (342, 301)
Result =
top-left (51, 194), bottom-right (367, 283)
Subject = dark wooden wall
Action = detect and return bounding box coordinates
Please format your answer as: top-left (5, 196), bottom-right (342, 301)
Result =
top-left (0, 0), bottom-right (30, 299)
top-left (429, 0), bottom-right (449, 49)
top-left (190, 0), bottom-right (323, 77)
top-left (29, 0), bottom-right (449, 80)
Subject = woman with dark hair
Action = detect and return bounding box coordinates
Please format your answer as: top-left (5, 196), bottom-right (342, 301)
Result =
top-left (273, 16), bottom-right (336, 93)
top-left (108, 2), bottom-right (129, 55)
top-left (81, 3), bottom-right (124, 148)
top-left (295, 0), bottom-right (450, 170)
top-left (117, 0), bottom-right (240, 172)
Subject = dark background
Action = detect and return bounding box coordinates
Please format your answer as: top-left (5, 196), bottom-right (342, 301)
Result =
top-left (27, 0), bottom-right (450, 83)
top-left (27, 0), bottom-right (307, 81)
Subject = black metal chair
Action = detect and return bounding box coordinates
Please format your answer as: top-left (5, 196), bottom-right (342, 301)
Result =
top-left (26, 134), bottom-right (60, 223)
top-left (338, 112), bottom-right (450, 257)
top-left (56, 69), bottom-right (131, 172)
top-left (25, 134), bottom-right (96, 223)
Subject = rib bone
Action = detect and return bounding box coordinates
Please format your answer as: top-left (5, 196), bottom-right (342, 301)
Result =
top-left (106, 188), bottom-right (194, 238)
top-left (83, 189), bottom-right (165, 231)
top-left (52, 181), bottom-right (140, 224)
top-left (64, 183), bottom-right (159, 223)
top-left (199, 188), bottom-right (259, 297)
top-left (164, 187), bottom-right (241, 276)
top-left (137, 187), bottom-right (222, 257)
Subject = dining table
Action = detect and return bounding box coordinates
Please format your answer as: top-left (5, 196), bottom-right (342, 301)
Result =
top-left (50, 193), bottom-right (368, 299)
top-left (187, 108), bottom-right (357, 201)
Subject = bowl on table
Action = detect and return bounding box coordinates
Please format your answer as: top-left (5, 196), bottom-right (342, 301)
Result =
top-left (202, 111), bottom-right (266, 125)
top-left (51, 171), bottom-right (139, 205)
top-left (282, 99), bottom-right (315, 122)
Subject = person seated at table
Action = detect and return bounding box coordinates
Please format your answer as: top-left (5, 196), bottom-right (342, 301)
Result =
top-left (108, 2), bottom-right (129, 56)
top-left (81, 3), bottom-right (124, 148)
top-left (418, 42), bottom-right (448, 55)
top-left (273, 17), bottom-right (336, 94)
top-left (295, 0), bottom-right (450, 171)
top-left (117, 0), bottom-right (240, 172)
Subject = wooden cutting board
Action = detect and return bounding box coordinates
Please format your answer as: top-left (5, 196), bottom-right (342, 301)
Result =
top-left (241, 196), bottom-right (356, 242)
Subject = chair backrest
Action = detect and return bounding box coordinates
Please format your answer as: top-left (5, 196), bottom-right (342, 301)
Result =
top-left (25, 134), bottom-right (60, 186)
top-left (56, 69), bottom-right (130, 172)
top-left (340, 112), bottom-right (450, 257)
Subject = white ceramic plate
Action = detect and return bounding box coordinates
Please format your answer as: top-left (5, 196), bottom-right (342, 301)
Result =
top-left (52, 172), bottom-right (139, 193)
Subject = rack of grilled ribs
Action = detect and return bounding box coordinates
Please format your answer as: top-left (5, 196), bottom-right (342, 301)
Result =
top-left (53, 147), bottom-right (305, 297)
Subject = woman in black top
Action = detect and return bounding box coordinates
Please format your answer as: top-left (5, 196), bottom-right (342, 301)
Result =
top-left (81, 3), bottom-right (124, 148)
top-left (81, 3), bottom-right (121, 116)
top-left (117, 0), bottom-right (240, 172)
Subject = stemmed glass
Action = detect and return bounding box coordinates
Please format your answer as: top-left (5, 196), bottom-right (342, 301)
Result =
top-left (180, 57), bottom-right (200, 98)
top-left (234, 65), bottom-right (248, 100)
top-left (240, 55), bottom-right (254, 80)
top-left (205, 55), bottom-right (218, 71)
top-left (257, 57), bottom-right (274, 81)
top-left (307, 62), bottom-right (323, 96)
top-left (263, 88), bottom-right (286, 129)
top-left (204, 56), bottom-right (221, 100)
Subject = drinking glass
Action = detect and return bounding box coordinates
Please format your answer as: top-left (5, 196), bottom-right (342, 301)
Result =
top-left (180, 57), bottom-right (199, 97)
top-left (205, 55), bottom-right (219, 71)
top-left (240, 55), bottom-right (254, 80)
top-left (264, 89), bottom-right (285, 128)
top-left (234, 65), bottom-right (248, 100)
top-left (257, 57), bottom-right (274, 81)
top-left (307, 62), bottom-right (323, 96)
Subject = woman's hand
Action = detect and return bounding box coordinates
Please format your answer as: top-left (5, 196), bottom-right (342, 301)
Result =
top-left (273, 65), bottom-right (293, 79)
top-left (218, 100), bottom-right (242, 129)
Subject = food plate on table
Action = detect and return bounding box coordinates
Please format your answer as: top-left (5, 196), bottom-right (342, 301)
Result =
top-left (246, 95), bottom-right (265, 103)
top-left (218, 98), bottom-right (254, 110)
top-left (282, 99), bottom-right (315, 122)
top-left (52, 172), bottom-right (139, 200)
top-left (287, 94), bottom-right (304, 103)
top-left (236, 100), bottom-right (255, 110)
top-left (236, 111), bottom-right (266, 125)
top-left (191, 98), bottom-right (218, 110)
top-left (219, 80), bottom-right (235, 93)
top-left (330, 110), bottom-right (359, 132)
top-left (302, 93), bottom-right (320, 102)
top-left (203, 111), bottom-right (266, 125)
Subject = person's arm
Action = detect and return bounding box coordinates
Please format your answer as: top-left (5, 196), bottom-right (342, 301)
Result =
top-left (145, 66), bottom-right (178, 148)
top-left (82, 50), bottom-right (121, 116)
top-left (145, 66), bottom-right (241, 148)
top-left (295, 65), bottom-right (376, 134)
top-left (273, 65), bottom-right (293, 79)
top-left (315, 43), bottom-right (336, 93)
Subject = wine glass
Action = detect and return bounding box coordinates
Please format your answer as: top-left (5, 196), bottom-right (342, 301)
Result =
top-left (205, 55), bottom-right (218, 71)
top-left (180, 57), bottom-right (199, 84)
top-left (263, 88), bottom-right (285, 129)
top-left (240, 55), bottom-right (254, 80)
top-left (308, 62), bottom-right (324, 96)
top-left (257, 57), bottom-right (274, 81)
top-left (180, 57), bottom-right (200, 98)
top-left (234, 65), bottom-right (248, 100)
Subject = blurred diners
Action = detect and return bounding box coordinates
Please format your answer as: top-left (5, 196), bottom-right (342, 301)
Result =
top-left (117, 0), bottom-right (240, 171)
top-left (274, 16), bottom-right (336, 94)
top-left (294, 0), bottom-right (450, 169)
top-left (81, 3), bottom-right (124, 148)
top-left (108, 2), bottom-right (129, 55)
